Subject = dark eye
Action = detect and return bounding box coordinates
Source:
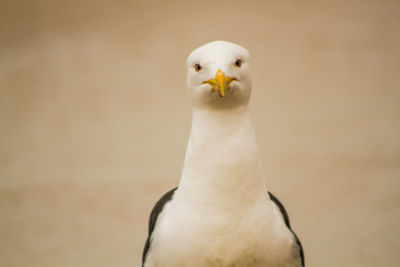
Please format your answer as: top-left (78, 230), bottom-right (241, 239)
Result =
top-left (194, 63), bottom-right (202, 72)
top-left (235, 59), bottom-right (242, 67)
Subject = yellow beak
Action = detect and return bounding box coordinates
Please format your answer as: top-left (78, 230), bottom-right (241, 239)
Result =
top-left (203, 69), bottom-right (236, 97)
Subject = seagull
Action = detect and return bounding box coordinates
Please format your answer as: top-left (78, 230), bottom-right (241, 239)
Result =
top-left (142, 40), bottom-right (304, 267)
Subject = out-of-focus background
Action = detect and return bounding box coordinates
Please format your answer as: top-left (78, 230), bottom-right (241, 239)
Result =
top-left (1, 0), bottom-right (399, 266)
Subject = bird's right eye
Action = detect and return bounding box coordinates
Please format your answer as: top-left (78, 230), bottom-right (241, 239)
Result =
top-left (194, 63), bottom-right (202, 72)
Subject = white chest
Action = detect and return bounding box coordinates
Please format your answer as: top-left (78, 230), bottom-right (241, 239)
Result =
top-left (145, 196), bottom-right (299, 267)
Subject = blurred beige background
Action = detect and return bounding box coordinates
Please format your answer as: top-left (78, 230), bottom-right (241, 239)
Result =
top-left (1, 0), bottom-right (399, 266)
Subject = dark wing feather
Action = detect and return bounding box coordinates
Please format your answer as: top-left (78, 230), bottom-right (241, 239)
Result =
top-left (268, 191), bottom-right (305, 267)
top-left (142, 187), bottom-right (177, 266)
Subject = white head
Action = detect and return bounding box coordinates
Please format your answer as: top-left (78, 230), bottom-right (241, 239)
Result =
top-left (186, 40), bottom-right (252, 109)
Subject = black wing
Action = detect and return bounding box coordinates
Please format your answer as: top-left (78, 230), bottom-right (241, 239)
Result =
top-left (268, 191), bottom-right (305, 267)
top-left (142, 187), bottom-right (177, 266)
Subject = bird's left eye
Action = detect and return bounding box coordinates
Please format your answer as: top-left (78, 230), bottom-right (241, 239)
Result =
top-left (235, 59), bottom-right (242, 67)
top-left (194, 63), bottom-right (202, 72)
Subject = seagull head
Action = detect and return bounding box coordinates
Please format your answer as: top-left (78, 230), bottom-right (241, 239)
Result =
top-left (186, 40), bottom-right (252, 109)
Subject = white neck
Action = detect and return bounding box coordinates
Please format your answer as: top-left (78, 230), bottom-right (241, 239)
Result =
top-left (177, 105), bottom-right (268, 213)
